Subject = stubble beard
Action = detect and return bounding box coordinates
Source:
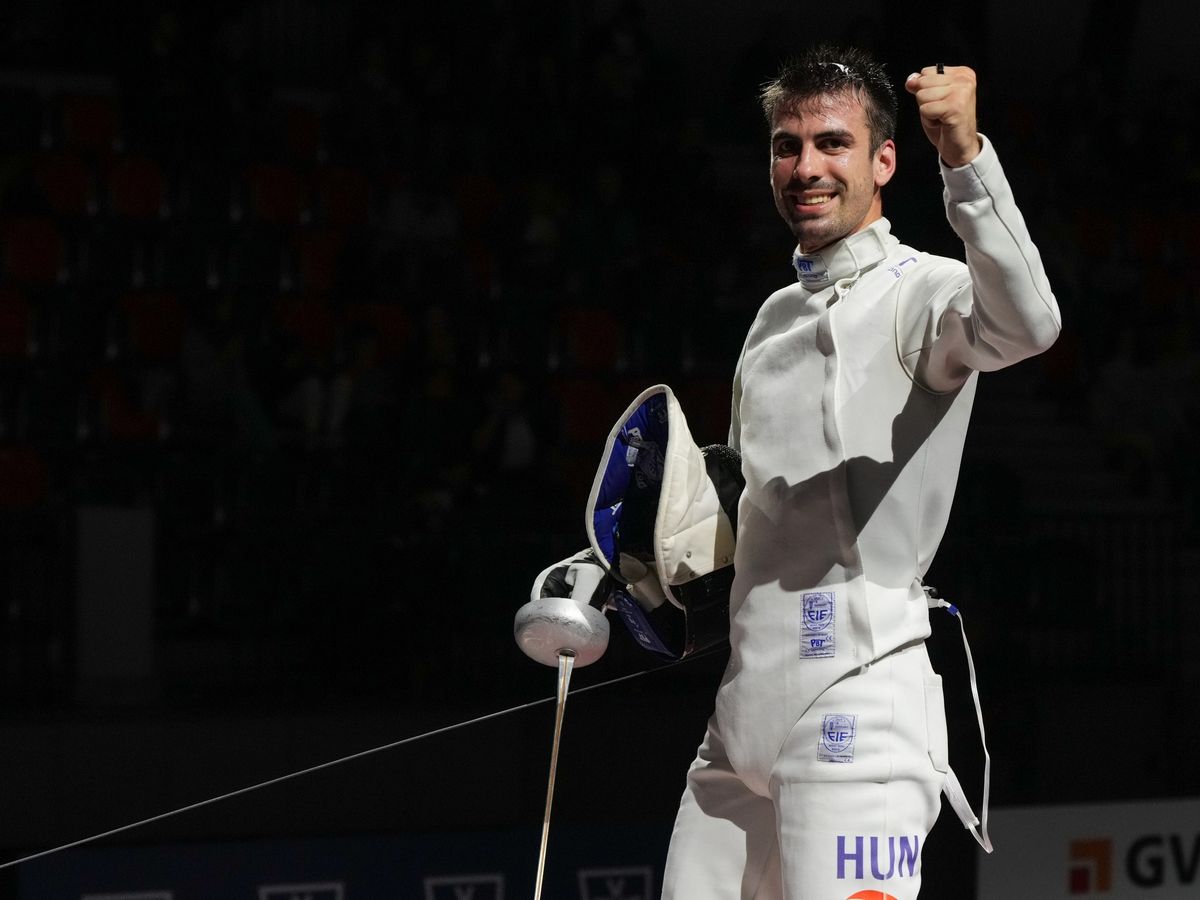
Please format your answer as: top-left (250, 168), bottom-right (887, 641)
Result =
top-left (785, 183), bottom-right (877, 255)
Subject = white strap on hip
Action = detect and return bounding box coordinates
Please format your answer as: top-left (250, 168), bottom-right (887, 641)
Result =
top-left (928, 591), bottom-right (993, 853)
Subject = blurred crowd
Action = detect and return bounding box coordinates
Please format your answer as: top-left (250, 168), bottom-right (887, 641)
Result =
top-left (0, 1), bottom-right (1198, 712)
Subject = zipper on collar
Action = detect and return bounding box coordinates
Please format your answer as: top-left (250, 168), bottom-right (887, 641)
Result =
top-left (831, 273), bottom-right (861, 304)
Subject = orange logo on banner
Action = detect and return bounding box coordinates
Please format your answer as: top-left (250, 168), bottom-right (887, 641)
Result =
top-left (846, 891), bottom-right (899, 900)
top-left (1069, 838), bottom-right (1113, 893)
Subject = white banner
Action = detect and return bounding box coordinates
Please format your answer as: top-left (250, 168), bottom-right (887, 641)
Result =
top-left (977, 798), bottom-right (1200, 900)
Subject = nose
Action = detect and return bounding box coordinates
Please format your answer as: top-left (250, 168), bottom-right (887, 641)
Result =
top-left (791, 144), bottom-right (823, 182)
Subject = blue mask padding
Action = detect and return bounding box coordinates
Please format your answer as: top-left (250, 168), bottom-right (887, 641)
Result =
top-left (591, 393), bottom-right (669, 572)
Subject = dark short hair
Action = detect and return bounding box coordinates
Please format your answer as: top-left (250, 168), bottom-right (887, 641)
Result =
top-left (760, 44), bottom-right (897, 153)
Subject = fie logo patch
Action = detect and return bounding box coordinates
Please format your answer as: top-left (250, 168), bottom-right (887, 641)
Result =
top-left (801, 592), bottom-right (836, 658)
top-left (819, 713), bottom-right (857, 763)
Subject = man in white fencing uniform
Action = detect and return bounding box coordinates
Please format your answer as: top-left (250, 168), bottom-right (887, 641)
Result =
top-left (659, 46), bottom-right (1061, 899)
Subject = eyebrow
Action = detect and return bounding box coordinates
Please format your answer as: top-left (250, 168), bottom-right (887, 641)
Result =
top-left (772, 127), bottom-right (857, 144)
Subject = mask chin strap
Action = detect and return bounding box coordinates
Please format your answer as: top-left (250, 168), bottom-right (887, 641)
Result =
top-left (927, 587), bottom-right (994, 854)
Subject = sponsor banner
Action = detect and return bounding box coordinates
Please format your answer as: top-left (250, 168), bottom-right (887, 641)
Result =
top-left (16, 824), bottom-right (667, 900)
top-left (423, 873), bottom-right (505, 900)
top-left (259, 884), bottom-right (344, 900)
top-left (977, 798), bottom-right (1200, 900)
top-left (578, 866), bottom-right (654, 900)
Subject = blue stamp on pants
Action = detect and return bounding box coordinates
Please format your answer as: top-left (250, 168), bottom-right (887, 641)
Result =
top-left (819, 713), bottom-right (857, 763)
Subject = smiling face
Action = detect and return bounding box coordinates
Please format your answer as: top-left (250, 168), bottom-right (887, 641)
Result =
top-left (769, 89), bottom-right (896, 254)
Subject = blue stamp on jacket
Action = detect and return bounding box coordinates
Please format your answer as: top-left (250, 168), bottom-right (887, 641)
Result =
top-left (819, 713), bottom-right (857, 763)
top-left (800, 591), bottom-right (835, 658)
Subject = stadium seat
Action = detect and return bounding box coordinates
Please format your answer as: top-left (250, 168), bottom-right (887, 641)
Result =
top-left (243, 163), bottom-right (307, 226)
top-left (106, 155), bottom-right (168, 220)
top-left (0, 216), bottom-right (66, 286)
top-left (32, 150), bottom-right (94, 218)
top-left (313, 165), bottom-right (371, 227)
top-left (0, 288), bottom-right (32, 361)
top-left (58, 92), bottom-right (121, 157)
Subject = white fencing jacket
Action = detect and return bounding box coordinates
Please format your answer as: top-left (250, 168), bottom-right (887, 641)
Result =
top-left (717, 136), bottom-right (1061, 789)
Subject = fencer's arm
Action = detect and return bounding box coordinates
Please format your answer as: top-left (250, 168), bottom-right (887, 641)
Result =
top-left (900, 66), bottom-right (1061, 392)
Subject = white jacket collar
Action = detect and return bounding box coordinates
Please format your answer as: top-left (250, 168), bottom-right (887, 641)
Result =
top-left (791, 218), bottom-right (894, 290)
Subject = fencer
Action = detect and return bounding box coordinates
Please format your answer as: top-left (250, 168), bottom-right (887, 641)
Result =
top-left (519, 44), bottom-right (1059, 900)
top-left (657, 46), bottom-right (1060, 900)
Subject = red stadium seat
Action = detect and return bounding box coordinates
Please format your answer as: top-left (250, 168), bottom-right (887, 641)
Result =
top-left (557, 306), bottom-right (621, 373)
top-left (106, 156), bottom-right (168, 220)
top-left (284, 104), bottom-right (324, 163)
top-left (1, 217), bottom-right (66, 286)
top-left (274, 294), bottom-right (336, 360)
top-left (549, 375), bottom-right (625, 445)
top-left (90, 366), bottom-right (156, 441)
top-left (0, 444), bottom-right (48, 507)
top-left (118, 291), bottom-right (184, 361)
top-left (244, 164), bottom-right (307, 226)
top-left (293, 227), bottom-right (345, 294)
top-left (344, 302), bottom-right (412, 362)
top-left (0, 287), bottom-right (32, 360)
top-left (33, 150), bottom-right (94, 218)
top-left (59, 93), bottom-right (120, 157)
top-left (313, 165), bottom-right (371, 227)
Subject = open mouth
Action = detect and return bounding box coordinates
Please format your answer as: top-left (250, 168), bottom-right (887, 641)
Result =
top-left (791, 191), bottom-right (837, 212)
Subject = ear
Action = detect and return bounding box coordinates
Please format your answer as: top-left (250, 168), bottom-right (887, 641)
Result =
top-left (874, 139), bottom-right (897, 189)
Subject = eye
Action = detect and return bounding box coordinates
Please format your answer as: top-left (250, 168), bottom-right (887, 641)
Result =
top-left (773, 139), bottom-right (798, 158)
top-left (822, 130), bottom-right (860, 152)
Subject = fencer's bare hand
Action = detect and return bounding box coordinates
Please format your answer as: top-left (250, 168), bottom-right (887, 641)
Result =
top-left (904, 65), bottom-right (981, 168)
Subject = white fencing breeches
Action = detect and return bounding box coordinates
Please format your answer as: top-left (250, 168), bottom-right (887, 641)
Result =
top-left (661, 642), bottom-right (947, 900)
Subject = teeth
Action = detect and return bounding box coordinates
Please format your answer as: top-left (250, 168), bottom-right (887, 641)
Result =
top-left (799, 195), bottom-right (832, 205)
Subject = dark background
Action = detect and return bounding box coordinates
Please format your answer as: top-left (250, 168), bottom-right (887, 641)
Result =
top-left (0, 0), bottom-right (1198, 896)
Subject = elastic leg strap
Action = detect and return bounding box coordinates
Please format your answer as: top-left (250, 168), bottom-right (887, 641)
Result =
top-left (929, 593), bottom-right (993, 853)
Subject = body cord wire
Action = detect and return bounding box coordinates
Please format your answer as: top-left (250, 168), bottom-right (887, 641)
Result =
top-left (0, 645), bottom-right (725, 871)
